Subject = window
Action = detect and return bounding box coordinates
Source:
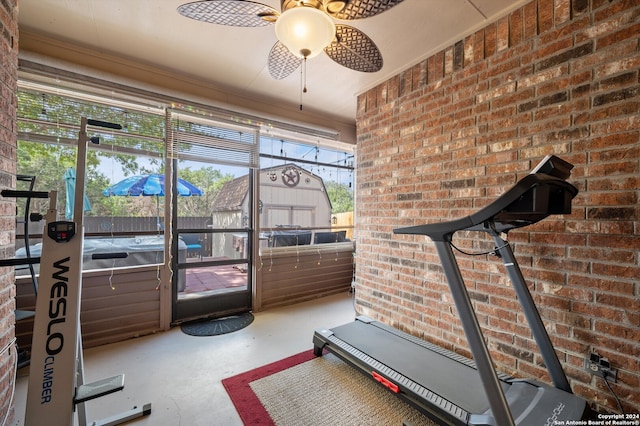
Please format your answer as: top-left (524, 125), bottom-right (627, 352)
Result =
top-left (14, 77), bottom-right (354, 279)
top-left (258, 134), bottom-right (355, 248)
top-left (15, 83), bottom-right (167, 275)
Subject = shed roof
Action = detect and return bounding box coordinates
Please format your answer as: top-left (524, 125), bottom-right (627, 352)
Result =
top-left (211, 176), bottom-right (248, 212)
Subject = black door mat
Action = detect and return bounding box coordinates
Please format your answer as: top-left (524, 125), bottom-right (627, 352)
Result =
top-left (180, 312), bottom-right (254, 336)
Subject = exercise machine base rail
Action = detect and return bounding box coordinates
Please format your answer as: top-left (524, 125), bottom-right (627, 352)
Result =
top-left (88, 404), bottom-right (152, 426)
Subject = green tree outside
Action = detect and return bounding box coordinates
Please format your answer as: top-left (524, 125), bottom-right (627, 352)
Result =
top-left (324, 180), bottom-right (354, 214)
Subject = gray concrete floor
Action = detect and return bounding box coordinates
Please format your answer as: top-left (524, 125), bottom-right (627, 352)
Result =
top-left (11, 292), bottom-right (356, 426)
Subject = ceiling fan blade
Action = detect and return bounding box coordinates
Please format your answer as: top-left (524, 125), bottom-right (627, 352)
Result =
top-left (324, 25), bottom-right (382, 73)
top-left (268, 41), bottom-right (302, 80)
top-left (326, 0), bottom-right (405, 20)
top-left (177, 0), bottom-right (279, 27)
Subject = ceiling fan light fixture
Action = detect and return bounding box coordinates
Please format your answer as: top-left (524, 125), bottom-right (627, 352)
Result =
top-left (275, 6), bottom-right (336, 59)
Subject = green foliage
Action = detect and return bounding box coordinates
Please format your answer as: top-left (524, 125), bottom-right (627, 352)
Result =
top-left (17, 89), bottom-right (168, 218)
top-left (324, 180), bottom-right (354, 213)
top-left (17, 141), bottom-right (105, 216)
top-left (18, 91), bottom-right (164, 140)
top-left (16, 138), bottom-right (236, 220)
top-left (177, 166), bottom-right (235, 216)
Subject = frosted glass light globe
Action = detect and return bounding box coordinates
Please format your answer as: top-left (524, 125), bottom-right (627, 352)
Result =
top-left (275, 7), bottom-right (336, 59)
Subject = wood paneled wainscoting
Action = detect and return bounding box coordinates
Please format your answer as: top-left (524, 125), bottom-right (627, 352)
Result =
top-left (257, 242), bottom-right (355, 310)
top-left (15, 265), bottom-right (164, 353)
top-left (14, 242), bottom-right (355, 352)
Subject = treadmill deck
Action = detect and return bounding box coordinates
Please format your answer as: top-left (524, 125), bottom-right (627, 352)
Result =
top-left (313, 317), bottom-right (589, 426)
top-left (314, 317), bottom-right (509, 424)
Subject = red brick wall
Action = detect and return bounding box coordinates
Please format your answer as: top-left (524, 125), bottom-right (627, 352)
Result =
top-left (356, 0), bottom-right (639, 415)
top-left (0, 0), bottom-right (18, 423)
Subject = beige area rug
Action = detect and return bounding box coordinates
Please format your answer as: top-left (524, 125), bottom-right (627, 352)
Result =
top-left (223, 350), bottom-right (438, 426)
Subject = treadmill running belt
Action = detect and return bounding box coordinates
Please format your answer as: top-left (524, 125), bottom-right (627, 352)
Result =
top-left (329, 320), bottom-right (510, 414)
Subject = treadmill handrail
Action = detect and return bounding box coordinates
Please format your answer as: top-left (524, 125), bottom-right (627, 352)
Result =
top-left (394, 173), bottom-right (578, 241)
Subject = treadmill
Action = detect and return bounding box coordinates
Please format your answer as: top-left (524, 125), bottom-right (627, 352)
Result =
top-left (313, 155), bottom-right (593, 425)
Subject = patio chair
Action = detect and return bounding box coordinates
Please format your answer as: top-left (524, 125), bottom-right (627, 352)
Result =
top-left (181, 234), bottom-right (203, 260)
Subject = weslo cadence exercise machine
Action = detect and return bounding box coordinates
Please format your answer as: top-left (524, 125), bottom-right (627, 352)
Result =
top-left (1, 118), bottom-right (151, 426)
top-left (313, 155), bottom-right (593, 425)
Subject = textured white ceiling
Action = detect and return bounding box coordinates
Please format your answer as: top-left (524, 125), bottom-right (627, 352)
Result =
top-left (18, 0), bottom-right (527, 136)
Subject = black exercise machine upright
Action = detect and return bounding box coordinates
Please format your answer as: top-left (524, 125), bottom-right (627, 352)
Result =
top-left (313, 155), bottom-right (592, 425)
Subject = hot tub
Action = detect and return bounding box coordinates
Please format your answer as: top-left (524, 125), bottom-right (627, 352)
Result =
top-left (15, 235), bottom-right (186, 275)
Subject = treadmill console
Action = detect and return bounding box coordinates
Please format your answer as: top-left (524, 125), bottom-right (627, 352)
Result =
top-left (394, 155), bottom-right (578, 239)
top-left (529, 154), bottom-right (573, 179)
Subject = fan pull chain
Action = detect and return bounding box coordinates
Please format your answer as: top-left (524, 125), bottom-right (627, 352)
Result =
top-left (303, 57), bottom-right (308, 94)
top-left (299, 57), bottom-right (308, 111)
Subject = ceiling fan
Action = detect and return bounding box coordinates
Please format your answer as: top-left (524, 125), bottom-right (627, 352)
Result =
top-left (177, 0), bottom-right (406, 80)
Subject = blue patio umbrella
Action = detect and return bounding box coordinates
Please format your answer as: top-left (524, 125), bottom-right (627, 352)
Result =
top-left (103, 174), bottom-right (203, 228)
top-left (64, 167), bottom-right (92, 219)
top-left (102, 174), bottom-right (203, 197)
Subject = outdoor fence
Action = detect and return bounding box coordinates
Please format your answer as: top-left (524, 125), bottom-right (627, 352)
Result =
top-left (16, 216), bottom-right (209, 235)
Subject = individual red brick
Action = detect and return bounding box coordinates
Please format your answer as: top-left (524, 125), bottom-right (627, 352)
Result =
top-left (496, 16), bottom-right (510, 52)
top-left (484, 22), bottom-right (497, 58)
top-left (510, 8), bottom-right (524, 47)
top-left (554, 0), bottom-right (571, 26)
top-left (538, 0), bottom-right (555, 33)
